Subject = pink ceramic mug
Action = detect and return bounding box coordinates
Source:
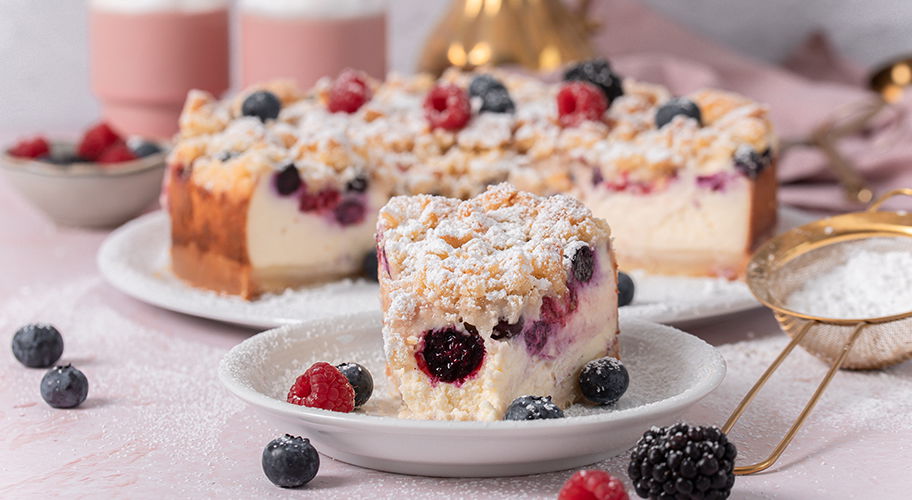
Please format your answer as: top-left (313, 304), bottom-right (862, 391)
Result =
top-left (239, 0), bottom-right (388, 89)
top-left (89, 0), bottom-right (230, 139)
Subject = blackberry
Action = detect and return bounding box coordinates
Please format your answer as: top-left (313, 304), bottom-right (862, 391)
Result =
top-left (563, 59), bottom-right (624, 104)
top-left (242, 90), bottom-right (282, 122)
top-left (504, 395), bottom-right (565, 421)
top-left (262, 434), bottom-right (320, 488)
top-left (733, 146), bottom-right (771, 179)
top-left (336, 362), bottom-right (374, 407)
top-left (415, 325), bottom-right (485, 384)
top-left (12, 323), bottom-right (64, 368)
top-left (579, 356), bottom-right (628, 405)
top-left (655, 97), bottom-right (702, 129)
top-left (628, 423), bottom-right (736, 499)
top-left (618, 271), bottom-right (635, 307)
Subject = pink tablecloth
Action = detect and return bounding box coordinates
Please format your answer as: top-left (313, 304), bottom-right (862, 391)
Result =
top-left (2, 178), bottom-right (911, 499)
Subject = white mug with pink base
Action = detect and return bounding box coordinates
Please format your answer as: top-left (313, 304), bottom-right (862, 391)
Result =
top-left (89, 0), bottom-right (230, 139)
top-left (239, 0), bottom-right (388, 89)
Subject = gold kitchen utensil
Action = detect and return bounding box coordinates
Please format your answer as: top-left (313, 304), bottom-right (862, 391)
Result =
top-left (724, 188), bottom-right (912, 475)
top-left (418, 0), bottom-right (597, 75)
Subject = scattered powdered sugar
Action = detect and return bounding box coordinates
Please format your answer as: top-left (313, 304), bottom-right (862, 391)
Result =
top-left (785, 243), bottom-right (912, 319)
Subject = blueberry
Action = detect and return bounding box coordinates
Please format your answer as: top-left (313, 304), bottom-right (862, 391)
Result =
top-left (242, 90), bottom-right (282, 122)
top-left (216, 151), bottom-right (238, 162)
top-left (42, 153), bottom-right (85, 165)
top-left (655, 97), bottom-right (702, 129)
top-left (504, 395), bottom-right (565, 421)
top-left (262, 434), bottom-right (320, 488)
top-left (362, 249), bottom-right (379, 282)
top-left (345, 175), bottom-right (369, 193)
top-left (491, 317), bottom-right (524, 341)
top-left (131, 141), bottom-right (163, 158)
top-left (416, 326), bottom-right (486, 384)
top-left (563, 59), bottom-right (624, 103)
top-left (479, 87), bottom-right (515, 114)
top-left (274, 164), bottom-right (302, 196)
top-left (618, 271), bottom-right (635, 307)
top-left (333, 198), bottom-right (367, 226)
top-left (468, 74), bottom-right (506, 98)
top-left (733, 146), bottom-right (771, 179)
top-left (336, 362), bottom-right (373, 407)
top-left (40, 364), bottom-right (88, 409)
top-left (579, 356), bottom-right (629, 405)
top-left (12, 324), bottom-right (63, 368)
top-left (571, 245), bottom-right (594, 283)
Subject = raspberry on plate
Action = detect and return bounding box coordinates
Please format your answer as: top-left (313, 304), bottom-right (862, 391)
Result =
top-left (287, 362), bottom-right (355, 412)
top-left (77, 122), bottom-right (122, 161)
top-left (328, 69), bottom-right (372, 114)
top-left (423, 84), bottom-right (471, 130)
top-left (559, 470), bottom-right (629, 500)
top-left (97, 142), bottom-right (138, 164)
top-left (557, 82), bottom-right (607, 128)
top-left (8, 136), bottom-right (50, 159)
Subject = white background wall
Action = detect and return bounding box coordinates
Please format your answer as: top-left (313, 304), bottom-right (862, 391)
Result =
top-left (2, 0), bottom-right (911, 135)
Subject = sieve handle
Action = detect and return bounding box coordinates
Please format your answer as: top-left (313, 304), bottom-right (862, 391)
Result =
top-left (867, 188), bottom-right (912, 212)
top-left (722, 320), bottom-right (867, 475)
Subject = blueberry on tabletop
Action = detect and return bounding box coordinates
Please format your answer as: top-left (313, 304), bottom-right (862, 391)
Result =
top-left (40, 364), bottom-right (88, 409)
top-left (563, 59), bottom-right (624, 103)
top-left (655, 97), bottom-right (702, 129)
top-left (618, 271), bottom-right (635, 307)
top-left (579, 356), bottom-right (629, 405)
top-left (242, 90), bottom-right (282, 122)
top-left (336, 362), bottom-right (374, 407)
top-left (262, 434), bottom-right (320, 488)
top-left (504, 395), bottom-right (565, 421)
top-left (12, 323), bottom-right (63, 368)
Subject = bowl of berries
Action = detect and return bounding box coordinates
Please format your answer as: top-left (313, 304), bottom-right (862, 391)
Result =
top-left (1, 122), bottom-right (167, 228)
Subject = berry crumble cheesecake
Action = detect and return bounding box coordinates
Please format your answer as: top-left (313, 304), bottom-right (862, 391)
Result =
top-left (376, 184), bottom-right (619, 421)
top-left (165, 59), bottom-right (776, 298)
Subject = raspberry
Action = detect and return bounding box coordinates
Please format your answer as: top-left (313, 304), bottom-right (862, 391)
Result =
top-left (287, 362), bottom-right (355, 412)
top-left (423, 84), bottom-right (471, 130)
top-left (97, 142), bottom-right (137, 164)
top-left (328, 69), bottom-right (371, 113)
top-left (77, 122), bottom-right (122, 160)
top-left (8, 136), bottom-right (50, 159)
top-left (298, 188), bottom-right (340, 213)
top-left (559, 470), bottom-right (629, 500)
top-left (557, 82), bottom-right (607, 128)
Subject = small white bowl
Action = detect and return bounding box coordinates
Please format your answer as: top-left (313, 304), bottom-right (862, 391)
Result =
top-left (219, 314), bottom-right (726, 477)
top-left (1, 143), bottom-right (166, 228)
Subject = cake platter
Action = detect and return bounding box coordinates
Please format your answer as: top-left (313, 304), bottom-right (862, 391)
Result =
top-left (97, 207), bottom-right (815, 329)
top-left (218, 314), bottom-right (726, 477)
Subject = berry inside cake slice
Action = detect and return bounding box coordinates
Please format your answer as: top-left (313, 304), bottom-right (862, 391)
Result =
top-left (377, 183), bottom-right (619, 421)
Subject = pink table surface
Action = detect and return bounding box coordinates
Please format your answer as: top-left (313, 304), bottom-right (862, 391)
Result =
top-left (1, 174), bottom-right (910, 500)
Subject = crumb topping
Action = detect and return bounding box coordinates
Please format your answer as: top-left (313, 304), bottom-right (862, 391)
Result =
top-left (377, 184), bottom-right (611, 326)
top-left (170, 69), bottom-right (775, 198)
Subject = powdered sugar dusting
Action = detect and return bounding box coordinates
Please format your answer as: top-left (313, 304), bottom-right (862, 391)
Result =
top-left (785, 240), bottom-right (912, 319)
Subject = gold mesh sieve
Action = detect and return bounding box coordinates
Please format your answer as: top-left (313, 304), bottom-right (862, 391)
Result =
top-left (722, 188), bottom-right (912, 475)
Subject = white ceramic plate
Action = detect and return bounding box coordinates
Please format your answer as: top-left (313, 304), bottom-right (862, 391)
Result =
top-left (99, 208), bottom-right (816, 328)
top-left (218, 314), bottom-right (726, 477)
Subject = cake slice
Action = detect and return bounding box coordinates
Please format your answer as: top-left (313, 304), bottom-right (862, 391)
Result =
top-left (377, 183), bottom-right (619, 421)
